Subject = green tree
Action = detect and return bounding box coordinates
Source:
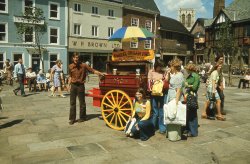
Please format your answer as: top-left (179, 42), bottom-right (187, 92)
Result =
top-left (214, 19), bottom-right (238, 86)
top-left (15, 7), bottom-right (47, 72)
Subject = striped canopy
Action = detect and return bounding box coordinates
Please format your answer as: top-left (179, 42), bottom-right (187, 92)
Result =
top-left (108, 26), bottom-right (154, 42)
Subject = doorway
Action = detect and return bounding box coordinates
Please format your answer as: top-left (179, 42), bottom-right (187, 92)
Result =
top-left (32, 54), bottom-right (40, 73)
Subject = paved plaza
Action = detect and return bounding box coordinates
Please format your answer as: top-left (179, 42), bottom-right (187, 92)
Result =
top-left (0, 76), bottom-right (250, 164)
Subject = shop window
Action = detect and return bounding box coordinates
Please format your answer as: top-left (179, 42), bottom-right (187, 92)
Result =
top-left (145, 20), bottom-right (152, 32)
top-left (74, 3), bottom-right (81, 12)
top-left (24, 0), bottom-right (33, 14)
top-left (49, 27), bottom-right (59, 44)
top-left (0, 53), bottom-right (4, 69)
top-left (131, 18), bottom-right (139, 27)
top-left (24, 26), bottom-right (33, 42)
top-left (108, 27), bottom-right (114, 37)
top-left (49, 54), bottom-right (58, 69)
top-left (49, 2), bottom-right (60, 19)
top-left (130, 42), bottom-right (138, 49)
top-left (0, 23), bottom-right (7, 42)
top-left (13, 54), bottom-right (22, 66)
top-left (92, 6), bottom-right (98, 15)
top-left (92, 25), bottom-right (98, 37)
top-left (0, 0), bottom-right (7, 13)
top-left (108, 9), bottom-right (114, 17)
top-left (74, 24), bottom-right (81, 35)
top-left (144, 40), bottom-right (151, 49)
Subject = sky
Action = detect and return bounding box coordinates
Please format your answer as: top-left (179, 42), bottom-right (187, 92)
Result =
top-left (155, 0), bottom-right (234, 20)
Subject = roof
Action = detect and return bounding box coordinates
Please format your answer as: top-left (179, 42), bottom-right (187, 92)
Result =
top-left (223, 0), bottom-right (250, 22)
top-left (159, 16), bottom-right (190, 35)
top-left (204, 18), bottom-right (214, 27)
top-left (123, 0), bottom-right (160, 13)
top-left (190, 18), bottom-right (208, 33)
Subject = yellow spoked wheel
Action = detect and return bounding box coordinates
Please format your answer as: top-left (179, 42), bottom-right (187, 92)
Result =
top-left (101, 90), bottom-right (133, 131)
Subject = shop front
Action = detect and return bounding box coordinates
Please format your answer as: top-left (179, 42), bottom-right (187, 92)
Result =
top-left (68, 37), bottom-right (121, 72)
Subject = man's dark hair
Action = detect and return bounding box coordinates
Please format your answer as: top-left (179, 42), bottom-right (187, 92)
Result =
top-left (215, 54), bottom-right (223, 62)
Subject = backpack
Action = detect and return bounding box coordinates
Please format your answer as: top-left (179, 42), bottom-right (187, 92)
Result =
top-left (151, 80), bottom-right (164, 96)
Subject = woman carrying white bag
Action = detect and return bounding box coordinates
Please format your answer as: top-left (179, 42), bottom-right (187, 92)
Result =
top-left (164, 58), bottom-right (185, 142)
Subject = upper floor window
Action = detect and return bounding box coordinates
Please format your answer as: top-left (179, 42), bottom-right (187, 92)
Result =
top-left (92, 25), bottom-right (98, 37)
top-left (181, 14), bottom-right (185, 25)
top-left (49, 2), bottom-right (60, 19)
top-left (92, 6), bottom-right (98, 15)
top-left (0, 23), bottom-right (7, 42)
top-left (0, 0), bottom-right (7, 13)
top-left (144, 40), bottom-right (151, 49)
top-left (74, 24), bottom-right (81, 35)
top-left (49, 27), bottom-right (59, 44)
top-left (74, 3), bottom-right (81, 12)
top-left (187, 14), bottom-right (191, 27)
top-left (131, 18), bottom-right (139, 27)
top-left (108, 27), bottom-right (114, 37)
top-left (24, 0), bottom-right (33, 14)
top-left (130, 41), bottom-right (138, 49)
top-left (24, 26), bottom-right (33, 43)
top-left (145, 20), bottom-right (152, 32)
top-left (49, 54), bottom-right (58, 69)
top-left (108, 9), bottom-right (114, 17)
top-left (0, 53), bottom-right (4, 69)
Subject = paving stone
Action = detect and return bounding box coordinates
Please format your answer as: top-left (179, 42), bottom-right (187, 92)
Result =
top-left (67, 143), bottom-right (106, 158)
top-left (12, 148), bottom-right (72, 164)
top-left (8, 133), bottom-right (41, 146)
top-left (28, 138), bottom-right (79, 152)
top-left (219, 150), bottom-right (250, 164)
top-left (0, 156), bottom-right (11, 164)
top-left (28, 124), bottom-right (58, 133)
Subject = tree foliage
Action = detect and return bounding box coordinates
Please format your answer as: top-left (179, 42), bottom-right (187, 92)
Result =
top-left (15, 7), bottom-right (47, 71)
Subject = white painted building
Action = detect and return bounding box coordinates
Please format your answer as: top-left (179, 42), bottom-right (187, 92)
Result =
top-left (68, 0), bottom-right (122, 71)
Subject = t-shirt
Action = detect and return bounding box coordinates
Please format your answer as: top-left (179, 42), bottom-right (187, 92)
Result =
top-left (244, 75), bottom-right (250, 81)
top-left (207, 70), bottom-right (219, 92)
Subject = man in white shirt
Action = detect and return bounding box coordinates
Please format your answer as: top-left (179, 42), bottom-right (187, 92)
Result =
top-left (26, 67), bottom-right (37, 92)
top-left (13, 58), bottom-right (26, 96)
top-left (238, 71), bottom-right (250, 89)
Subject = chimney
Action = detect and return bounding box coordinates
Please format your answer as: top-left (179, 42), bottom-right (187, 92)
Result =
top-left (213, 0), bottom-right (225, 18)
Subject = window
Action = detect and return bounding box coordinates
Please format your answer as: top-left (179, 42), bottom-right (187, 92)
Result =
top-left (166, 32), bottom-right (172, 39)
top-left (144, 40), bottom-right (151, 49)
top-left (182, 14), bottom-right (185, 25)
top-left (24, 26), bottom-right (33, 42)
top-left (49, 2), bottom-right (59, 19)
top-left (24, 0), bottom-right (33, 14)
top-left (0, 53), bottom-right (4, 69)
top-left (215, 31), bottom-right (220, 40)
top-left (245, 26), bottom-right (250, 37)
top-left (13, 54), bottom-right (22, 66)
top-left (74, 24), bottom-right (81, 35)
top-left (108, 27), bottom-right (114, 37)
top-left (74, 3), bottom-right (81, 12)
top-left (49, 54), bottom-right (58, 68)
top-left (92, 6), bottom-right (98, 15)
top-left (0, 0), bottom-right (7, 13)
top-left (50, 27), bottom-right (59, 44)
top-left (131, 18), bottom-right (139, 27)
top-left (92, 25), bottom-right (98, 37)
top-left (145, 20), bottom-right (152, 32)
top-left (187, 14), bottom-right (191, 27)
top-left (0, 23), bottom-right (7, 42)
top-left (108, 9), bottom-right (114, 17)
top-left (130, 42), bottom-right (138, 48)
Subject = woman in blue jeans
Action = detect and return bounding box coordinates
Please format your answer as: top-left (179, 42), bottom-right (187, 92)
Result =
top-left (148, 59), bottom-right (167, 134)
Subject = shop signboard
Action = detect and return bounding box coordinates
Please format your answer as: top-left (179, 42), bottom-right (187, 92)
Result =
top-left (112, 50), bottom-right (154, 61)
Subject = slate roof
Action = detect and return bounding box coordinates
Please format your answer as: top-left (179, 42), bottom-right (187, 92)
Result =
top-left (160, 16), bottom-right (191, 35)
top-left (190, 18), bottom-right (208, 33)
top-left (204, 18), bottom-right (214, 27)
top-left (123, 0), bottom-right (160, 13)
top-left (223, 0), bottom-right (250, 22)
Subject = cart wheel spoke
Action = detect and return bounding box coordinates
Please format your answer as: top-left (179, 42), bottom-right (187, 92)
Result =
top-left (105, 96), bottom-right (115, 107)
top-left (111, 92), bottom-right (117, 106)
top-left (106, 111), bottom-right (115, 119)
top-left (110, 112), bottom-right (116, 123)
top-left (116, 92), bottom-right (119, 106)
top-left (117, 113), bottom-right (124, 127)
top-left (103, 102), bottom-right (114, 109)
top-left (119, 112), bottom-right (127, 123)
top-left (119, 108), bottom-right (132, 111)
top-left (120, 111), bottom-right (131, 118)
top-left (118, 95), bottom-right (125, 107)
top-left (119, 100), bottom-right (129, 109)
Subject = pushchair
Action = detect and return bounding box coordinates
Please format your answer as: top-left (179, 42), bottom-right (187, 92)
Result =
top-left (206, 94), bottom-right (216, 120)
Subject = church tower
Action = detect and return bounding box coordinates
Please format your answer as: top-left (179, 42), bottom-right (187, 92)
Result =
top-left (178, 8), bottom-right (195, 31)
top-left (213, 0), bottom-right (225, 18)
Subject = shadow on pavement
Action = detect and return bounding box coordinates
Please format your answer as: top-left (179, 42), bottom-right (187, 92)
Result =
top-left (87, 113), bottom-right (102, 121)
top-left (0, 119), bottom-right (23, 129)
top-left (0, 117), bottom-right (8, 120)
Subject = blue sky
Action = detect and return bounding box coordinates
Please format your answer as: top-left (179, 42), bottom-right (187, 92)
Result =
top-left (155, 0), bottom-right (234, 20)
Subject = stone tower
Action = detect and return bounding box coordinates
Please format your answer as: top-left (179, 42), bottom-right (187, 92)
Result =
top-left (213, 0), bottom-right (225, 18)
top-left (178, 8), bottom-right (195, 31)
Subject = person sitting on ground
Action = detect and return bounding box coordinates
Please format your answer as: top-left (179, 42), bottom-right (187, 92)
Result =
top-left (37, 70), bottom-right (47, 91)
top-left (126, 88), bottom-right (155, 141)
top-left (26, 67), bottom-right (37, 92)
top-left (238, 71), bottom-right (250, 89)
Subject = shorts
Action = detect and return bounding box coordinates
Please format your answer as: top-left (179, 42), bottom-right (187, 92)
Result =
top-left (206, 91), bottom-right (220, 100)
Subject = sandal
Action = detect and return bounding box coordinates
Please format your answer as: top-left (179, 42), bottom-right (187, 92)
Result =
top-left (201, 114), bottom-right (207, 119)
top-left (60, 95), bottom-right (66, 98)
top-left (216, 115), bottom-right (226, 121)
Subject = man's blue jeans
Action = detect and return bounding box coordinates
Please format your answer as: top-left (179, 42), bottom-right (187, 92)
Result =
top-left (151, 95), bottom-right (166, 133)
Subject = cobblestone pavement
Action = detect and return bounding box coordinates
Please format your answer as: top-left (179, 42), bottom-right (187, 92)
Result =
top-left (0, 75), bottom-right (250, 164)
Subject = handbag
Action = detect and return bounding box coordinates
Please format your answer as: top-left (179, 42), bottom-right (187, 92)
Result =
top-left (164, 99), bottom-right (186, 126)
top-left (151, 80), bottom-right (164, 96)
top-left (186, 93), bottom-right (198, 110)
